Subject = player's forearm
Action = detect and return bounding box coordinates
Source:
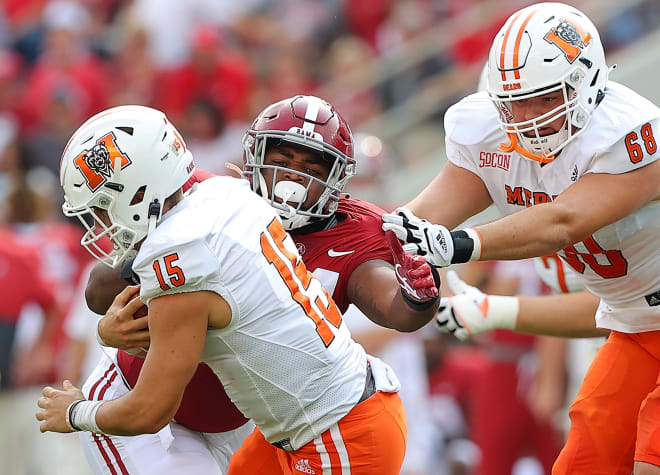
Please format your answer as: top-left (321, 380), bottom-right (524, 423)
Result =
top-left (349, 270), bottom-right (438, 332)
top-left (476, 202), bottom-right (582, 261)
top-left (406, 164), bottom-right (492, 228)
top-left (95, 388), bottom-right (180, 435)
top-left (516, 292), bottom-right (608, 338)
top-left (388, 292), bottom-right (440, 332)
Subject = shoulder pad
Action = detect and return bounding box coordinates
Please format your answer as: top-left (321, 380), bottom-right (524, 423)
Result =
top-left (587, 117), bottom-right (660, 174)
top-left (444, 92), bottom-right (501, 146)
top-left (580, 81), bottom-right (660, 156)
top-left (134, 237), bottom-right (219, 305)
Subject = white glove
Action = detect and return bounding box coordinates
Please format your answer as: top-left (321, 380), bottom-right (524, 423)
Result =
top-left (382, 208), bottom-right (454, 267)
top-left (436, 270), bottom-right (519, 341)
top-left (534, 254), bottom-right (584, 294)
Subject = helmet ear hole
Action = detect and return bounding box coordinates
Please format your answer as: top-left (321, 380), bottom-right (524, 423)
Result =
top-left (130, 185), bottom-right (147, 205)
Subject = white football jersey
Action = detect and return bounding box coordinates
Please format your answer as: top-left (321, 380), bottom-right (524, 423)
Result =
top-left (445, 81), bottom-right (660, 333)
top-left (133, 176), bottom-right (367, 449)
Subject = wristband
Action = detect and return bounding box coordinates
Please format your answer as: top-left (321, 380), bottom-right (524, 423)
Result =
top-left (450, 228), bottom-right (482, 263)
top-left (69, 400), bottom-right (105, 433)
top-left (483, 295), bottom-right (520, 330)
top-left (400, 289), bottom-right (439, 311)
top-left (66, 400), bottom-right (85, 431)
top-left (464, 228), bottom-right (482, 261)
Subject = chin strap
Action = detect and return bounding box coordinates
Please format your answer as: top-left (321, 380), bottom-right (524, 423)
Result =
top-left (147, 199), bottom-right (161, 235)
top-left (499, 132), bottom-right (555, 164)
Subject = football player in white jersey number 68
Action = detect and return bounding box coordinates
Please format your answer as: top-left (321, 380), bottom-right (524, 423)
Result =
top-left (36, 105), bottom-right (409, 475)
top-left (382, 3), bottom-right (660, 474)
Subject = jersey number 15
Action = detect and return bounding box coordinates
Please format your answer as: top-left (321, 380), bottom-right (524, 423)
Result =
top-left (261, 219), bottom-right (343, 347)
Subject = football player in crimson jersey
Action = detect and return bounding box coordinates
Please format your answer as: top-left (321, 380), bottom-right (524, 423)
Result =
top-left (381, 4), bottom-right (660, 474)
top-left (74, 96), bottom-right (440, 475)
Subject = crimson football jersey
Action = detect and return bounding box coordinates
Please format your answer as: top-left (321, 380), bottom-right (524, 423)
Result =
top-left (117, 171), bottom-right (393, 433)
top-left (292, 198), bottom-right (394, 313)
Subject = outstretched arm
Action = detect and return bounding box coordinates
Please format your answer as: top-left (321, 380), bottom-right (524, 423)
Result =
top-left (37, 290), bottom-right (223, 435)
top-left (476, 161), bottom-right (660, 260)
top-left (385, 160), bottom-right (660, 267)
top-left (437, 270), bottom-right (607, 339)
top-left (516, 291), bottom-right (606, 337)
top-left (346, 231), bottom-right (441, 332)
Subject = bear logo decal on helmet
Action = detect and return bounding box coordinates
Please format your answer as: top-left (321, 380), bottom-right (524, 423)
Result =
top-left (73, 132), bottom-right (132, 191)
top-left (544, 17), bottom-right (592, 63)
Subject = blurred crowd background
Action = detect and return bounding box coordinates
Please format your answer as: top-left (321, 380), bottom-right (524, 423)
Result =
top-left (1, 0), bottom-right (659, 474)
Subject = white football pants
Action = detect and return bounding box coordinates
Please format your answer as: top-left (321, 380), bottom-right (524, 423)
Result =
top-left (77, 350), bottom-right (254, 475)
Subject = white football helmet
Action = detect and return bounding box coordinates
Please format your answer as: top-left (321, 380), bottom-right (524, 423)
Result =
top-left (60, 105), bottom-right (195, 267)
top-left (486, 3), bottom-right (609, 163)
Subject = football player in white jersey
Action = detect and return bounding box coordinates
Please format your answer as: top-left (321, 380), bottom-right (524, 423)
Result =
top-left (67, 96), bottom-right (441, 475)
top-left (382, 3), bottom-right (660, 474)
top-left (36, 105), bottom-right (409, 474)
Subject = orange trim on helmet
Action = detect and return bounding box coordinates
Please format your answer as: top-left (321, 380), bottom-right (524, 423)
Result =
top-left (512, 9), bottom-right (538, 79)
top-left (500, 10), bottom-right (524, 82)
top-left (498, 133), bottom-right (555, 164)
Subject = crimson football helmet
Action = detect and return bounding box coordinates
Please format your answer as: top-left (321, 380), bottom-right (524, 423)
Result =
top-left (243, 95), bottom-right (355, 230)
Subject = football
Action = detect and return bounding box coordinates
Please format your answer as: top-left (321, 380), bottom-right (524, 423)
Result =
top-left (134, 305), bottom-right (148, 319)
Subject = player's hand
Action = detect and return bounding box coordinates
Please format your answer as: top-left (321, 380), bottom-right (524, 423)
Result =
top-left (385, 230), bottom-right (440, 302)
top-left (436, 270), bottom-right (518, 340)
top-left (534, 254), bottom-right (584, 294)
top-left (382, 208), bottom-right (454, 267)
top-left (98, 285), bottom-right (150, 351)
top-left (36, 380), bottom-right (84, 433)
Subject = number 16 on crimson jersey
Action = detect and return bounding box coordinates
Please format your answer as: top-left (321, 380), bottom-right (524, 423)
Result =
top-left (261, 218), bottom-right (343, 347)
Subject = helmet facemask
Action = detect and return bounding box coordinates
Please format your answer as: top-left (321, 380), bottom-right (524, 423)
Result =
top-left (491, 82), bottom-right (579, 163)
top-left (243, 131), bottom-right (355, 230)
top-left (63, 189), bottom-right (139, 267)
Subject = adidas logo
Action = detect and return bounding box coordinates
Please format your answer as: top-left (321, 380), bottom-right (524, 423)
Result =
top-left (645, 291), bottom-right (660, 307)
top-left (295, 458), bottom-right (315, 474)
top-left (571, 164), bottom-right (579, 182)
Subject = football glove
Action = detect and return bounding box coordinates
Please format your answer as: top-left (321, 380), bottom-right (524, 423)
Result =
top-left (385, 230), bottom-right (440, 305)
top-left (382, 208), bottom-right (482, 267)
top-left (534, 254), bottom-right (584, 294)
top-left (436, 270), bottom-right (519, 340)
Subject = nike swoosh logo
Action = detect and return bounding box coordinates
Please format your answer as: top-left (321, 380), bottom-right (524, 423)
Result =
top-left (327, 249), bottom-right (355, 257)
top-left (394, 264), bottom-right (413, 293)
